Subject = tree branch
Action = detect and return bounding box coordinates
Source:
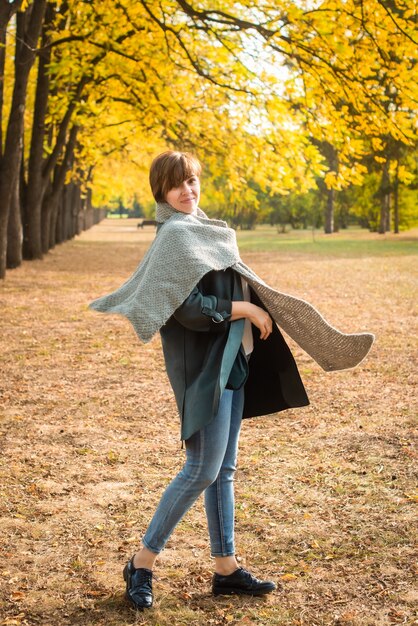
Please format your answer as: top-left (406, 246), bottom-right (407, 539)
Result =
top-left (375, 0), bottom-right (418, 46)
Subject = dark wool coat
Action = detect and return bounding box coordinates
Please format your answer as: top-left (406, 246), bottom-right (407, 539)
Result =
top-left (160, 268), bottom-right (309, 441)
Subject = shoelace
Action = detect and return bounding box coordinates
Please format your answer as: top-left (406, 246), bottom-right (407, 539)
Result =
top-left (239, 568), bottom-right (261, 586)
top-left (133, 570), bottom-right (152, 587)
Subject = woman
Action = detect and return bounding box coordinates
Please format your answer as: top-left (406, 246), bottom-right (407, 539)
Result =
top-left (90, 151), bottom-right (374, 610)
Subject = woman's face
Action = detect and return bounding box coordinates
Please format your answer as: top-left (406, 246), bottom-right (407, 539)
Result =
top-left (165, 175), bottom-right (200, 214)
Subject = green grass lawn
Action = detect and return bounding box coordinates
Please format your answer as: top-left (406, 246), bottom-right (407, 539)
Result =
top-left (236, 225), bottom-right (418, 257)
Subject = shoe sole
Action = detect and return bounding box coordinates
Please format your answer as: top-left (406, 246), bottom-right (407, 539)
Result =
top-left (213, 586), bottom-right (276, 597)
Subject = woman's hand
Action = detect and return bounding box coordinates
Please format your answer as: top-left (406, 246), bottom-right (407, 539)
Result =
top-left (230, 301), bottom-right (273, 340)
top-left (249, 304), bottom-right (274, 340)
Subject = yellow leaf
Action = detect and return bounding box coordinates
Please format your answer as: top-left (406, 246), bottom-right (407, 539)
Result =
top-left (404, 492), bottom-right (418, 502)
top-left (280, 573), bottom-right (297, 581)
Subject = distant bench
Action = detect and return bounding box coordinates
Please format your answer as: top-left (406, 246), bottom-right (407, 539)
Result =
top-left (137, 219), bottom-right (157, 228)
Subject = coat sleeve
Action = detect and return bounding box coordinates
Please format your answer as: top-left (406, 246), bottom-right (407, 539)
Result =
top-left (172, 285), bottom-right (232, 332)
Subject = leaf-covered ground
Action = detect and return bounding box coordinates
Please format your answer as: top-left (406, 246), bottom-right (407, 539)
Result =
top-left (1, 220), bottom-right (417, 626)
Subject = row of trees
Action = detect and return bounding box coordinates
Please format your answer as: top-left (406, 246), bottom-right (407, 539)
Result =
top-left (203, 161), bottom-right (418, 232)
top-left (1, 0), bottom-right (417, 278)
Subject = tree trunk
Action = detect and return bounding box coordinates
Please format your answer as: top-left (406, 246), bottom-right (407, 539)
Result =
top-left (41, 125), bottom-right (78, 252)
top-left (41, 181), bottom-right (53, 254)
top-left (324, 187), bottom-right (335, 234)
top-left (324, 144), bottom-right (338, 234)
top-left (73, 184), bottom-right (82, 237)
top-left (82, 187), bottom-right (94, 230)
top-left (6, 163), bottom-right (23, 269)
top-left (63, 182), bottom-right (76, 241)
top-left (0, 12), bottom-right (7, 156)
top-left (0, 1), bottom-right (46, 278)
top-left (378, 160), bottom-right (391, 234)
top-left (49, 194), bottom-right (61, 249)
top-left (23, 3), bottom-right (54, 260)
top-left (385, 201), bottom-right (391, 233)
top-left (393, 160), bottom-right (400, 234)
top-left (0, 0), bottom-right (24, 152)
top-left (55, 191), bottom-right (64, 245)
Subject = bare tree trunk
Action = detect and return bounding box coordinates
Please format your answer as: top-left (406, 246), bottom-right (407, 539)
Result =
top-left (393, 160), bottom-right (400, 234)
top-left (324, 187), bottom-right (335, 234)
top-left (56, 193), bottom-right (64, 244)
top-left (63, 182), bottom-right (76, 241)
top-left (0, 11), bottom-right (8, 154)
top-left (83, 187), bottom-right (94, 230)
top-left (73, 184), bottom-right (82, 237)
top-left (41, 181), bottom-right (53, 254)
top-left (23, 3), bottom-right (53, 260)
top-left (0, 1), bottom-right (46, 278)
top-left (49, 195), bottom-right (61, 249)
top-left (6, 171), bottom-right (22, 268)
top-left (41, 125), bottom-right (78, 252)
top-left (378, 160), bottom-right (391, 234)
top-left (0, 1), bottom-right (24, 151)
top-left (385, 200), bottom-right (391, 233)
top-left (324, 144), bottom-right (338, 234)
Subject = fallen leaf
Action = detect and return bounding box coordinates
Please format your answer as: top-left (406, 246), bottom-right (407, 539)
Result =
top-left (280, 573), bottom-right (297, 581)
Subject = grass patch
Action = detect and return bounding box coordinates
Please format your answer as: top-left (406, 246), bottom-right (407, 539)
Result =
top-left (236, 225), bottom-right (418, 256)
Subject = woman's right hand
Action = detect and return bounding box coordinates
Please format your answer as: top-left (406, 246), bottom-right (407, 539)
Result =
top-left (230, 301), bottom-right (273, 340)
top-left (248, 303), bottom-right (273, 340)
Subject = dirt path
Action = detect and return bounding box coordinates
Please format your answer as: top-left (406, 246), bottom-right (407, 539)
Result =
top-left (1, 220), bottom-right (417, 626)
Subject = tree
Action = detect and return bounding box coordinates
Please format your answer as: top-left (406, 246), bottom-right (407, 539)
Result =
top-left (0, 0), bottom-right (46, 277)
top-left (1, 0), bottom-right (417, 279)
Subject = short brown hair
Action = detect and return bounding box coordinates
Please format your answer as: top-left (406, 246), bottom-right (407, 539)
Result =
top-left (149, 151), bottom-right (202, 202)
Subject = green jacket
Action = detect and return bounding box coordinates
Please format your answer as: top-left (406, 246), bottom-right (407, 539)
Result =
top-left (160, 268), bottom-right (309, 440)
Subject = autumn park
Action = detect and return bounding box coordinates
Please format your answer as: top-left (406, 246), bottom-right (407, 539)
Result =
top-left (1, 1), bottom-right (417, 625)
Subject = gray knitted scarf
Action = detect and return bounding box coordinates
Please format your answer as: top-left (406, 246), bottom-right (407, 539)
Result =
top-left (89, 202), bottom-right (374, 371)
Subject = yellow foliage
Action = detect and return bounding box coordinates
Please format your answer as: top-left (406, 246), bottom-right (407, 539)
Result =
top-left (3, 0), bottom-right (418, 208)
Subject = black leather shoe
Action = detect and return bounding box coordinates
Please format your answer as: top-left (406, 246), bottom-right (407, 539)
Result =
top-left (123, 557), bottom-right (153, 609)
top-left (212, 567), bottom-right (277, 596)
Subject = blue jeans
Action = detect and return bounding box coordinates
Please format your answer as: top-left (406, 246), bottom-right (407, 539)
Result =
top-left (142, 387), bottom-right (244, 557)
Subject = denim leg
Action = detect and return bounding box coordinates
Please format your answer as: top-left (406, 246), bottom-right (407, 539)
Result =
top-left (142, 389), bottom-right (235, 554)
top-left (204, 387), bottom-right (244, 557)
